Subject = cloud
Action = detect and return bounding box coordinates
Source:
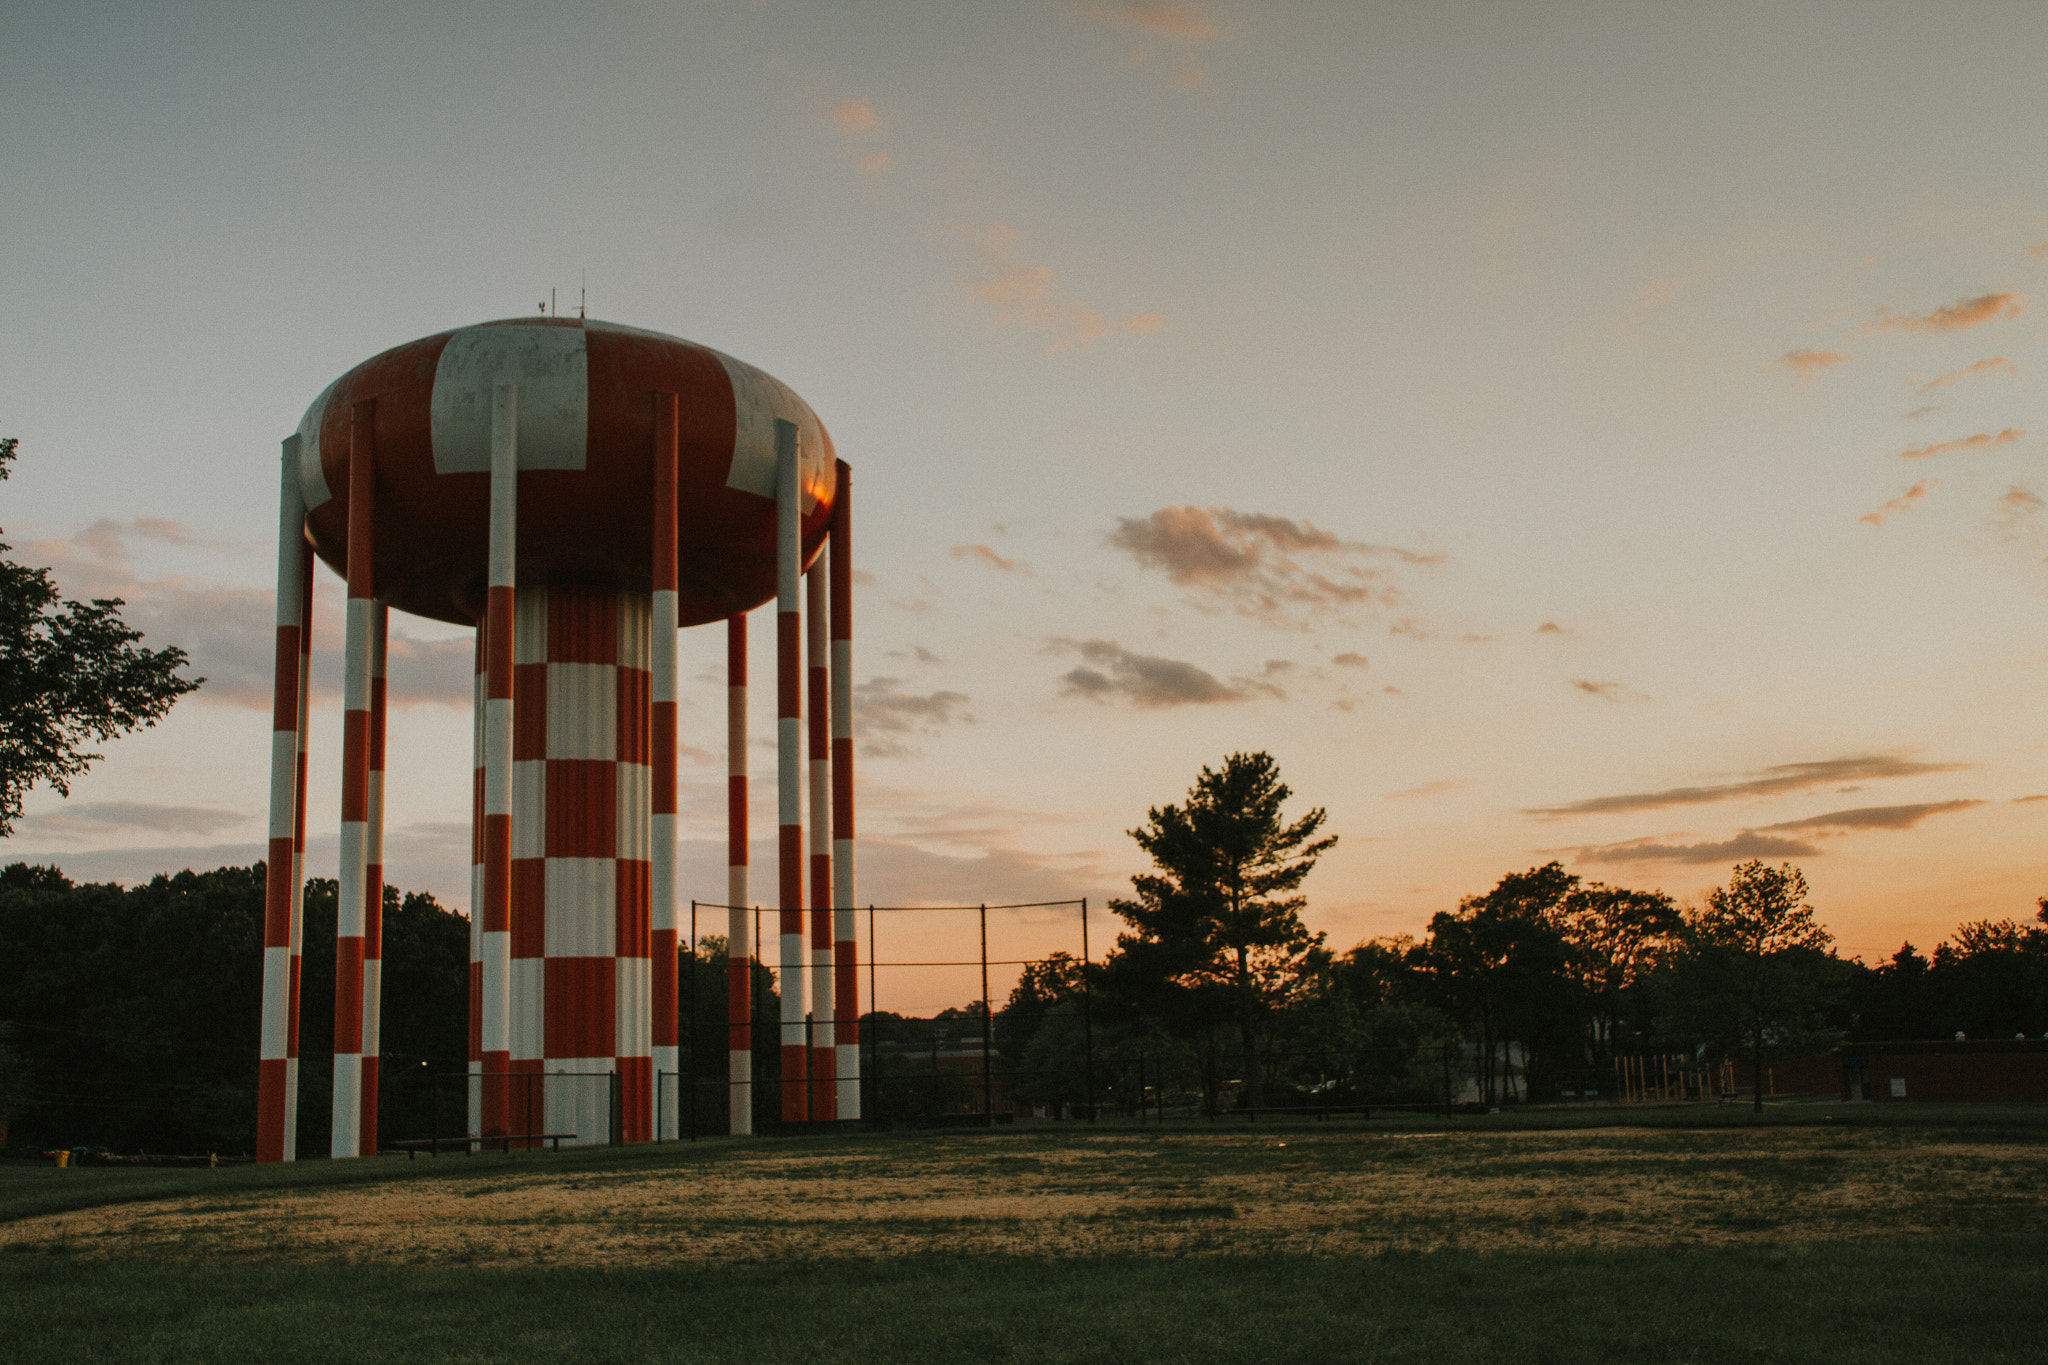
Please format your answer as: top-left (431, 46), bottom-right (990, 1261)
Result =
top-left (19, 518), bottom-right (475, 710)
top-left (1528, 754), bottom-right (1966, 819)
top-left (1331, 652), bottom-right (1369, 668)
top-left (1774, 349), bottom-right (1849, 374)
top-left (1535, 621), bottom-right (1570, 636)
top-left (1903, 405), bottom-right (1939, 420)
top-left (1994, 484), bottom-right (2043, 531)
top-left (825, 96), bottom-right (892, 176)
top-left (1869, 293), bottom-right (2025, 333)
top-left (1917, 357), bottom-right (2015, 393)
top-left (829, 97), bottom-right (881, 134)
top-left (2014, 794), bottom-right (2048, 803)
top-left (1079, 2), bottom-right (1222, 87)
top-left (1571, 679), bottom-right (1631, 701)
top-left (951, 543), bottom-right (1028, 574)
top-left (1760, 800), bottom-right (1981, 832)
top-left (1108, 505), bottom-right (1439, 624)
top-left (1859, 480), bottom-right (1932, 527)
top-left (1898, 429), bottom-right (2023, 461)
top-left (1387, 780), bottom-right (1461, 801)
top-left (955, 222), bottom-right (1162, 352)
top-left (855, 677), bottom-right (973, 747)
top-left (14, 801), bottom-right (249, 842)
top-left (1574, 831), bottom-right (1822, 866)
top-left (1052, 638), bottom-right (1268, 707)
top-left (2031, 244), bottom-right (2048, 260)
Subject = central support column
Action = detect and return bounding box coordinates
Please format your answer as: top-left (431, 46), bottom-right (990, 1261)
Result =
top-left (775, 417), bottom-right (808, 1122)
top-left (830, 459), bottom-right (860, 1119)
top-left (479, 383), bottom-right (519, 1138)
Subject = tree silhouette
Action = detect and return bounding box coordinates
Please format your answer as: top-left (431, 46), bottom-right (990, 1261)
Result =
top-left (1106, 751), bottom-right (1335, 1108)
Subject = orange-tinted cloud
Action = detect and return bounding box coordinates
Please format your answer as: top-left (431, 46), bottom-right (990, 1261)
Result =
top-left (1774, 349), bottom-right (1849, 374)
top-left (955, 222), bottom-right (1162, 351)
top-left (1760, 800), bottom-right (1981, 832)
top-left (1572, 680), bottom-right (1627, 701)
top-left (830, 98), bottom-right (882, 134)
top-left (1527, 754), bottom-right (1965, 819)
top-left (1898, 429), bottom-right (2024, 460)
top-left (1387, 780), bottom-right (1462, 801)
top-left (1052, 638), bottom-right (1264, 707)
top-left (1534, 621), bottom-right (1570, 636)
top-left (1332, 652), bottom-right (1369, 668)
top-left (1918, 357), bottom-right (2014, 393)
top-left (1869, 292), bottom-right (2024, 333)
top-left (2030, 244), bottom-right (2048, 260)
top-left (1108, 505), bottom-right (1439, 623)
top-left (825, 96), bottom-right (892, 176)
top-left (951, 543), bottom-right (1028, 573)
top-left (1574, 831), bottom-right (1820, 866)
top-left (1859, 480), bottom-right (1931, 527)
top-left (1080, 2), bottom-right (1222, 87)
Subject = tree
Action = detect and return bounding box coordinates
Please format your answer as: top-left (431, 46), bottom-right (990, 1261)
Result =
top-left (1559, 882), bottom-right (1683, 1065)
top-left (1420, 863), bottom-right (1579, 1104)
top-left (0, 437), bottom-right (200, 834)
top-left (1671, 860), bottom-right (1841, 1113)
top-left (1105, 751), bottom-right (1336, 1108)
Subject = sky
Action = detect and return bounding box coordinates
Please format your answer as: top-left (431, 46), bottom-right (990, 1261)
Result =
top-left (4, 1), bottom-right (2048, 1011)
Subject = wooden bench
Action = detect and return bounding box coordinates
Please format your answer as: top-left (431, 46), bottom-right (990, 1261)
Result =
top-left (386, 1133), bottom-right (581, 1159)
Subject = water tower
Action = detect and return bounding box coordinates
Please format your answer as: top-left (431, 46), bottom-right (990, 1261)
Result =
top-left (255, 317), bottom-right (858, 1160)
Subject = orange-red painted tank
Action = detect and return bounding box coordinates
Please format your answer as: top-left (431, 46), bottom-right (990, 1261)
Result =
top-left (292, 317), bottom-right (836, 626)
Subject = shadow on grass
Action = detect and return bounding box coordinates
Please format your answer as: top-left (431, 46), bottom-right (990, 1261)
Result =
top-left (2, 1236), bottom-right (2044, 1364)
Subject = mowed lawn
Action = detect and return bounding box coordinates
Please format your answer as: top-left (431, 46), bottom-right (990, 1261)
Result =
top-left (4, 1105), bottom-right (2046, 1363)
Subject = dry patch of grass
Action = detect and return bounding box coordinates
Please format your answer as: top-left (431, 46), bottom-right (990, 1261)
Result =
top-left (6, 1123), bottom-right (2043, 1267)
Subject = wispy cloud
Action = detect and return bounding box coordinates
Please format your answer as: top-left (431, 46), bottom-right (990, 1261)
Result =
top-left (1574, 831), bottom-right (1821, 866)
top-left (1528, 754), bottom-right (1965, 819)
top-left (2031, 244), bottom-right (2048, 260)
top-left (1534, 621), bottom-right (1571, 637)
top-left (1868, 292), bottom-right (2025, 334)
top-left (1108, 505), bottom-right (1439, 625)
top-left (14, 801), bottom-right (248, 842)
top-left (1570, 679), bottom-right (1637, 702)
top-left (1331, 652), bottom-right (1369, 668)
top-left (1916, 357), bottom-right (2014, 393)
top-left (1859, 480), bottom-right (1932, 527)
top-left (955, 222), bottom-right (1163, 352)
top-left (1079, 1), bottom-right (1222, 87)
top-left (1994, 484), bottom-right (2044, 531)
top-left (1052, 638), bottom-right (1273, 707)
top-left (1387, 780), bottom-right (1461, 801)
top-left (1760, 800), bottom-right (1981, 832)
top-left (1899, 429), bottom-right (2023, 461)
top-left (826, 96), bottom-right (892, 176)
top-left (856, 678), bottom-right (971, 734)
top-left (951, 543), bottom-right (1029, 574)
top-left (1773, 349), bottom-right (1849, 375)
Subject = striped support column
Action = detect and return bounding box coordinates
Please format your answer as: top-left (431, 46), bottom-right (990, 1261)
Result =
top-left (830, 460), bottom-right (860, 1119)
top-left (357, 601), bottom-right (388, 1155)
top-left (257, 436), bottom-right (310, 1164)
top-left (650, 392), bottom-right (680, 1141)
top-left (289, 536), bottom-right (311, 1150)
top-left (726, 614), bottom-right (753, 1135)
top-left (331, 399), bottom-right (376, 1158)
top-left (480, 383), bottom-right (518, 1138)
top-left (468, 625), bottom-right (484, 1137)
top-left (517, 583), bottom-right (654, 1146)
top-left (775, 417), bottom-right (807, 1123)
top-left (806, 563), bottom-right (835, 1121)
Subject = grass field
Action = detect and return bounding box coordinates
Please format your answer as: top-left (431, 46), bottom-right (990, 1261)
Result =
top-left (4, 1104), bottom-right (2045, 1363)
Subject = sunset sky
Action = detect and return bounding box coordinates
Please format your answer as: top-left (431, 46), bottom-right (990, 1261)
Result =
top-left (5, 2), bottom-right (2047, 1009)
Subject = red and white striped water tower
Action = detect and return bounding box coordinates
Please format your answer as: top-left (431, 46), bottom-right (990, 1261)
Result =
top-left (255, 317), bottom-right (860, 1160)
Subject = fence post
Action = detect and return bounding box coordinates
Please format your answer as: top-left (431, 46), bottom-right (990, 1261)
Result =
top-left (1080, 898), bottom-right (1095, 1123)
top-left (980, 904), bottom-right (992, 1127)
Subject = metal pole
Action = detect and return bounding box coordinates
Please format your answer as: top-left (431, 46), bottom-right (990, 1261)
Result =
top-left (980, 903), bottom-right (992, 1127)
top-left (1080, 898), bottom-right (1095, 1123)
top-left (332, 398), bottom-right (376, 1159)
top-left (867, 903), bottom-right (878, 1127)
top-left (774, 418), bottom-right (807, 1123)
top-left (359, 602), bottom-right (388, 1154)
top-left (257, 434), bottom-right (311, 1164)
top-left (688, 898), bottom-right (698, 1141)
